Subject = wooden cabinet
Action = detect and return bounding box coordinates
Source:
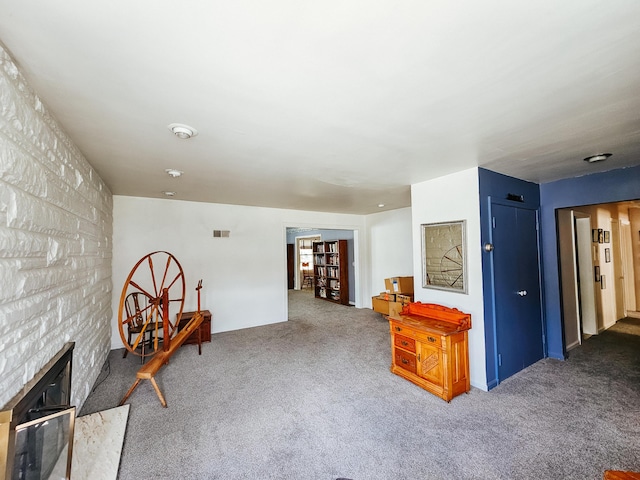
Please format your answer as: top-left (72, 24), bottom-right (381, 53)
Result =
top-left (388, 302), bottom-right (471, 402)
top-left (313, 240), bottom-right (349, 305)
top-left (177, 310), bottom-right (212, 345)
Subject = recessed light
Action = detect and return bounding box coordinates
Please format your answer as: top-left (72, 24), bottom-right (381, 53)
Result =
top-left (162, 191), bottom-right (176, 197)
top-left (165, 169), bottom-right (184, 178)
top-left (583, 153), bottom-right (612, 163)
top-left (168, 123), bottom-right (198, 139)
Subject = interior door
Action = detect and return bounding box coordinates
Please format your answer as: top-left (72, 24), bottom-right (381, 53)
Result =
top-left (492, 204), bottom-right (544, 382)
top-left (287, 244), bottom-right (294, 289)
top-left (575, 216), bottom-right (598, 335)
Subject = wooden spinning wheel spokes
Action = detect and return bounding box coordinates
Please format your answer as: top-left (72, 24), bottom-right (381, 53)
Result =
top-left (118, 251), bottom-right (186, 358)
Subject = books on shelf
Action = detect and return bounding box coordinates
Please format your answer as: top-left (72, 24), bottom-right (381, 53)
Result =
top-left (312, 239), bottom-right (348, 305)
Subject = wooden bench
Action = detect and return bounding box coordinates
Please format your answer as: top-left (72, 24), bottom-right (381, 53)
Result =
top-left (119, 310), bottom-right (204, 407)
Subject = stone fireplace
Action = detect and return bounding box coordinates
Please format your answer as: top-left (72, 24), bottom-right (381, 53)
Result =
top-left (1, 342), bottom-right (75, 480)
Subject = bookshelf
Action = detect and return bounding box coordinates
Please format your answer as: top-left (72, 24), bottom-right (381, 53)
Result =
top-left (312, 239), bottom-right (349, 305)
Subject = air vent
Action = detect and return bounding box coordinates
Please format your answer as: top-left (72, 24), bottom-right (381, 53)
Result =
top-left (213, 230), bottom-right (230, 238)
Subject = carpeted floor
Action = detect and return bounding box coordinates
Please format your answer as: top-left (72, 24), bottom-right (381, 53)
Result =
top-left (81, 290), bottom-right (640, 479)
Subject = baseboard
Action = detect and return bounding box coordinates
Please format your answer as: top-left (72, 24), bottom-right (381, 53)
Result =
top-left (547, 350), bottom-right (566, 360)
top-left (627, 311), bottom-right (640, 319)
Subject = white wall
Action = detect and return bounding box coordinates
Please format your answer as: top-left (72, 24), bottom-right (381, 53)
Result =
top-left (410, 167), bottom-right (487, 390)
top-left (111, 196), bottom-right (366, 349)
top-left (366, 207), bottom-right (413, 297)
top-left (0, 43), bottom-right (112, 408)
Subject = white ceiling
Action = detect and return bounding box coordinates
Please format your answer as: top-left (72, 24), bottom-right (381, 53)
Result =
top-left (1, 1), bottom-right (639, 214)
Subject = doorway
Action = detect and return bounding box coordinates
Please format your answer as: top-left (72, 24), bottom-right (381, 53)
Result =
top-left (557, 200), bottom-right (640, 354)
top-left (295, 236), bottom-right (320, 290)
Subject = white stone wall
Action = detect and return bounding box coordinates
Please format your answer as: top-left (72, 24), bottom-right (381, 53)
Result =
top-left (0, 43), bottom-right (112, 409)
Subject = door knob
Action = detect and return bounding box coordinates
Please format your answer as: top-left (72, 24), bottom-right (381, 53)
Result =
top-left (517, 290), bottom-right (528, 297)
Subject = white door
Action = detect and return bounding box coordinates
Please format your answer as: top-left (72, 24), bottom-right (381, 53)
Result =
top-left (575, 216), bottom-right (598, 336)
top-left (619, 221), bottom-right (637, 314)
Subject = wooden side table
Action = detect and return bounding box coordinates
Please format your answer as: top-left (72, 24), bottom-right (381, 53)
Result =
top-left (177, 310), bottom-right (211, 353)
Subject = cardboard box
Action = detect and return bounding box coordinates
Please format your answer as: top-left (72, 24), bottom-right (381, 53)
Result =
top-left (377, 292), bottom-right (395, 302)
top-left (385, 277), bottom-right (414, 295)
top-left (396, 294), bottom-right (414, 305)
top-left (388, 301), bottom-right (406, 318)
top-left (372, 297), bottom-right (409, 317)
top-left (372, 297), bottom-right (389, 315)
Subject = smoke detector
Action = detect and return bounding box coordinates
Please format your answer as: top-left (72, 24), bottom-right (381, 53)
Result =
top-left (583, 153), bottom-right (612, 163)
top-left (165, 169), bottom-right (184, 178)
top-left (168, 123), bottom-right (198, 139)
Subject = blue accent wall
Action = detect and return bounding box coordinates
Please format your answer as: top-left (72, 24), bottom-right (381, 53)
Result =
top-left (478, 168), bottom-right (541, 389)
top-left (540, 165), bottom-right (640, 360)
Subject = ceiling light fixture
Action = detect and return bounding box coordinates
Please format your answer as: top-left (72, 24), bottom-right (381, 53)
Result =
top-left (165, 168), bottom-right (184, 178)
top-left (162, 191), bottom-right (176, 197)
top-left (168, 123), bottom-right (198, 139)
top-left (583, 153), bottom-right (612, 163)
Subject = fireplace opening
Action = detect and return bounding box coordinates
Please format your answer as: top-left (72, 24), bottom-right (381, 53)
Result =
top-left (1, 342), bottom-right (75, 480)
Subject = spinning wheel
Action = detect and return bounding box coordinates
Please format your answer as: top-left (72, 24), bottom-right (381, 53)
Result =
top-left (118, 251), bottom-right (186, 358)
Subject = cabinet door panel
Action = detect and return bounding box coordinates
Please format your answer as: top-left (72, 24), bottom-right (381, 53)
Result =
top-left (418, 343), bottom-right (443, 387)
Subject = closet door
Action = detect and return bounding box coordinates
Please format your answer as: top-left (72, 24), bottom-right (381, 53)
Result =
top-left (492, 204), bottom-right (544, 382)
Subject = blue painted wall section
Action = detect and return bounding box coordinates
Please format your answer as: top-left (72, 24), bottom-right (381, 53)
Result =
top-left (478, 168), bottom-right (541, 389)
top-left (539, 165), bottom-right (640, 360)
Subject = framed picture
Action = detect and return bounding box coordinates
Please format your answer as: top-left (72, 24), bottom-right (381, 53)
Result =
top-left (603, 230), bottom-right (610, 243)
top-left (592, 229), bottom-right (599, 243)
top-left (421, 220), bottom-right (467, 293)
top-left (600, 275), bottom-right (606, 289)
top-left (598, 229), bottom-right (604, 244)
top-left (605, 248), bottom-right (611, 263)
top-left (594, 265), bottom-right (600, 282)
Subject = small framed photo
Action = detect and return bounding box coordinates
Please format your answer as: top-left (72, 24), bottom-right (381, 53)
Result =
top-left (592, 229), bottom-right (599, 242)
top-left (605, 248), bottom-right (611, 263)
top-left (603, 230), bottom-right (610, 243)
top-left (598, 229), bottom-right (604, 244)
top-left (594, 265), bottom-right (600, 282)
top-left (600, 275), bottom-right (606, 289)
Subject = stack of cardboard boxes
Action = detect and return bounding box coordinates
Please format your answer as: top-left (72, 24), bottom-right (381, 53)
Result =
top-left (372, 276), bottom-right (414, 317)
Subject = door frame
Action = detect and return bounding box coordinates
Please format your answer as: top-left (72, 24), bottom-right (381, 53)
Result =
top-left (486, 197), bottom-right (545, 386)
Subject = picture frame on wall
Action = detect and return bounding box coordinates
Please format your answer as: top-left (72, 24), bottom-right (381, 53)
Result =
top-left (598, 229), bottom-right (604, 243)
top-left (592, 229), bottom-right (599, 243)
top-left (421, 220), bottom-right (467, 294)
top-left (600, 275), bottom-right (606, 289)
top-left (605, 248), bottom-right (611, 263)
top-left (594, 265), bottom-right (600, 282)
top-left (603, 230), bottom-right (610, 243)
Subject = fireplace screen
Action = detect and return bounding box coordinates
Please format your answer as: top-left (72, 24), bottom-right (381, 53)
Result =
top-left (0, 343), bottom-right (75, 480)
top-left (12, 408), bottom-right (75, 480)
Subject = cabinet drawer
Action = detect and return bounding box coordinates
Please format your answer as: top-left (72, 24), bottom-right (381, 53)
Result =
top-left (394, 334), bottom-right (416, 353)
top-left (394, 349), bottom-right (417, 375)
top-left (391, 323), bottom-right (418, 338)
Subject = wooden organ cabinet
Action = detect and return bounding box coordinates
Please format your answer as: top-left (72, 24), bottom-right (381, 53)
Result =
top-left (388, 302), bottom-right (471, 402)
